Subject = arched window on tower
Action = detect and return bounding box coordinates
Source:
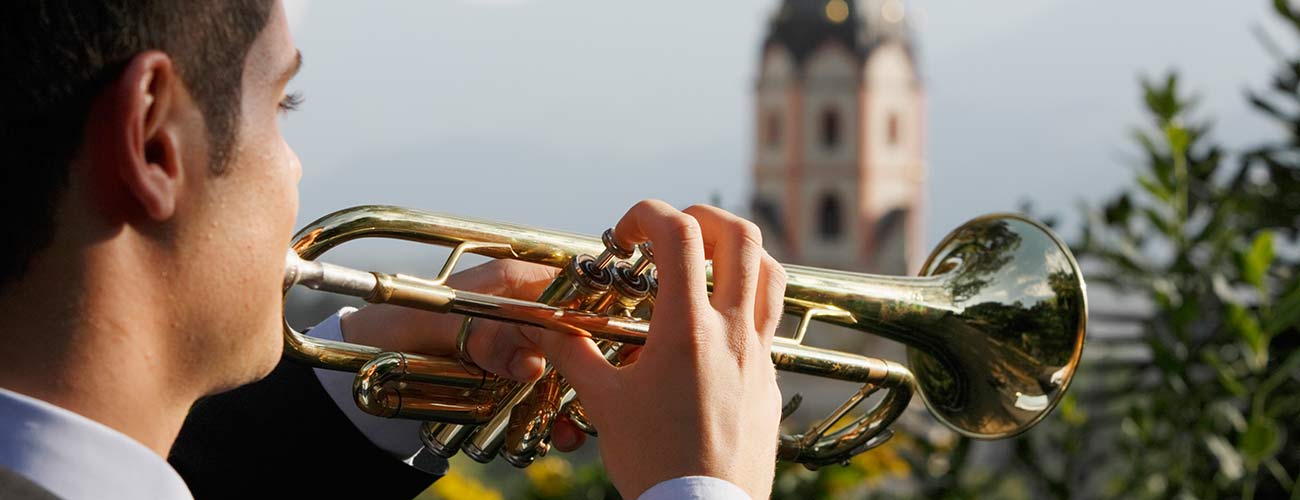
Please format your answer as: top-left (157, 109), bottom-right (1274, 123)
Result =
top-left (818, 193), bottom-right (843, 240)
top-left (765, 110), bottom-right (782, 149)
top-left (752, 196), bottom-right (783, 237)
top-left (887, 112), bottom-right (900, 147)
top-left (820, 107), bottom-right (840, 150)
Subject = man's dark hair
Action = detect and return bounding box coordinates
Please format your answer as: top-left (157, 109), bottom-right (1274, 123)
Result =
top-left (0, 1), bottom-right (274, 289)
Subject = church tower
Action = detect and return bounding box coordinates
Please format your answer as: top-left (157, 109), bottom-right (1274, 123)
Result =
top-left (751, 0), bottom-right (926, 275)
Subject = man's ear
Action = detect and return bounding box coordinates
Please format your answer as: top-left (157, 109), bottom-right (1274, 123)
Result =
top-left (85, 50), bottom-right (189, 221)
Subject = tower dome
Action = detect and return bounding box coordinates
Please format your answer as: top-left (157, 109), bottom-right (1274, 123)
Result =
top-left (763, 0), bottom-right (913, 70)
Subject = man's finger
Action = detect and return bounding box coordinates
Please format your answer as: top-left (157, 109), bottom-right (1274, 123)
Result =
top-left (527, 326), bottom-right (618, 399)
top-left (466, 321), bottom-right (545, 382)
top-left (611, 200), bottom-right (709, 316)
top-left (754, 253), bottom-right (786, 351)
top-left (552, 416), bottom-right (588, 452)
top-left (447, 259), bottom-right (558, 300)
top-left (448, 260), bottom-right (557, 381)
top-left (682, 205), bottom-right (763, 319)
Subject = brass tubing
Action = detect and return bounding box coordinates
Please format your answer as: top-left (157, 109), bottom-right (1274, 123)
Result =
top-left (502, 374), bottom-right (564, 467)
top-left (778, 377), bottom-right (914, 468)
top-left (291, 251), bottom-right (964, 383)
top-left (502, 260), bottom-right (650, 463)
top-left (466, 254), bottom-right (615, 464)
top-left (462, 380), bottom-right (538, 463)
top-left (505, 340), bottom-right (625, 463)
top-left (353, 352), bottom-right (494, 419)
top-left (376, 387), bottom-right (499, 425)
top-left (422, 422), bottom-right (474, 458)
top-left (286, 205), bottom-right (1087, 468)
top-left (561, 399), bottom-right (596, 435)
top-left (497, 258), bottom-right (617, 465)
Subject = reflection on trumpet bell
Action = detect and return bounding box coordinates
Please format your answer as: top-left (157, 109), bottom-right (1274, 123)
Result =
top-left (782, 214), bottom-right (1088, 439)
top-left (281, 205), bottom-right (1086, 469)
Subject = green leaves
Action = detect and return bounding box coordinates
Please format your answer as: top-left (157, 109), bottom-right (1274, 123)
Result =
top-left (1240, 417), bottom-right (1283, 470)
top-left (1075, 60), bottom-right (1300, 499)
top-left (1143, 74), bottom-right (1184, 123)
top-left (1137, 175), bottom-right (1174, 205)
top-left (1102, 193), bottom-right (1135, 235)
top-left (1227, 304), bottom-right (1269, 371)
top-left (870, 3), bottom-right (1300, 497)
top-left (1164, 123), bottom-right (1191, 156)
top-left (1273, 0), bottom-right (1300, 33)
top-left (1239, 231), bottom-right (1275, 293)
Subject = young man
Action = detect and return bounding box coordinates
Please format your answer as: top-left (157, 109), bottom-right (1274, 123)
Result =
top-left (0, 1), bottom-right (786, 499)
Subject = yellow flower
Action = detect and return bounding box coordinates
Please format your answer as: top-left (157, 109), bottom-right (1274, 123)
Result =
top-left (430, 469), bottom-right (504, 500)
top-left (848, 436), bottom-right (912, 486)
top-left (525, 456), bottom-right (574, 499)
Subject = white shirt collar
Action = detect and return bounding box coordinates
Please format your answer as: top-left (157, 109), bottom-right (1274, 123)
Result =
top-left (0, 387), bottom-right (193, 500)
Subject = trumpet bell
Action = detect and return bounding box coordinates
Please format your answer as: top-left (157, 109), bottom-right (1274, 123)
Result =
top-left (910, 214), bottom-right (1086, 439)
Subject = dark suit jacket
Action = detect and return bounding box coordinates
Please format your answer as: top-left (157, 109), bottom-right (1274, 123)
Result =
top-left (168, 358), bottom-right (437, 499)
top-left (0, 467), bottom-right (59, 500)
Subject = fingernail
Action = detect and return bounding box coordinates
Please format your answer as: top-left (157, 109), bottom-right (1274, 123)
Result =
top-left (553, 426), bottom-right (576, 450)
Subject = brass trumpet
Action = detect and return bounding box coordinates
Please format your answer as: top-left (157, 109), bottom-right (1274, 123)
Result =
top-left (282, 205), bottom-right (1086, 469)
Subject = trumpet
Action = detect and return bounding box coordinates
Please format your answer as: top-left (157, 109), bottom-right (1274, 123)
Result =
top-left (282, 205), bottom-right (1086, 469)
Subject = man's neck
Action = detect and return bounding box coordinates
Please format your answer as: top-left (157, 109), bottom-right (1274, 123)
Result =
top-left (0, 243), bottom-right (198, 457)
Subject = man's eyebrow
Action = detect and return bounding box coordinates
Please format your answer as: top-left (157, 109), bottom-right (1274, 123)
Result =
top-left (279, 50), bottom-right (303, 84)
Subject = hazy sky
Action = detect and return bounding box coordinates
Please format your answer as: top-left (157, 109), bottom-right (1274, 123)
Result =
top-left (279, 1), bottom-right (1285, 266)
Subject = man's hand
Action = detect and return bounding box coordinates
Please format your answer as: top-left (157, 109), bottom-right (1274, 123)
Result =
top-left (534, 200), bottom-right (787, 499)
top-left (338, 258), bottom-right (588, 451)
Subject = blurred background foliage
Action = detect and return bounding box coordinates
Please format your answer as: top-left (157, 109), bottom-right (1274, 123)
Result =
top-left (425, 1), bottom-right (1300, 498)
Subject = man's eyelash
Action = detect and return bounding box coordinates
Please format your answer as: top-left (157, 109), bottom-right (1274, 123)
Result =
top-left (278, 92), bottom-right (304, 113)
